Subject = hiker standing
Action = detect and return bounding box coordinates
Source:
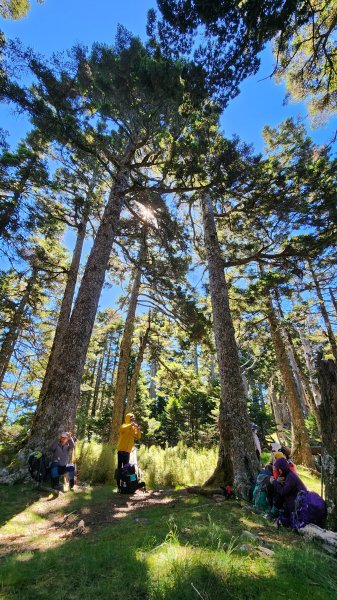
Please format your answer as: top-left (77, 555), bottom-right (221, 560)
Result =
top-left (50, 431), bottom-right (75, 491)
top-left (251, 424), bottom-right (261, 461)
top-left (116, 413), bottom-right (141, 489)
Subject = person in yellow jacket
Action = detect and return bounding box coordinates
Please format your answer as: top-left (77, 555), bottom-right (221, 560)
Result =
top-left (116, 413), bottom-right (141, 488)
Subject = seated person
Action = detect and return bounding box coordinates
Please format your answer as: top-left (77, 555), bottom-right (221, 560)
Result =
top-left (272, 450), bottom-right (298, 480)
top-left (271, 457), bottom-right (307, 516)
top-left (252, 463), bottom-right (274, 511)
top-left (50, 431), bottom-right (75, 491)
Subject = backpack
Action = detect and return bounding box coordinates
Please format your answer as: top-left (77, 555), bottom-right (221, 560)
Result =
top-left (115, 463), bottom-right (146, 494)
top-left (252, 472), bottom-right (271, 511)
top-left (290, 490), bottom-right (327, 530)
top-left (28, 451), bottom-right (50, 483)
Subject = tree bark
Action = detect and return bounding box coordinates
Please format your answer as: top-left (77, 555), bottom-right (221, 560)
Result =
top-left (38, 218), bottom-right (87, 401)
top-left (201, 193), bottom-right (259, 496)
top-left (266, 291), bottom-right (314, 467)
top-left (317, 357), bottom-right (337, 531)
top-left (268, 378), bottom-right (290, 444)
top-left (125, 316), bottom-right (152, 413)
top-left (296, 320), bottom-right (322, 426)
top-left (109, 242), bottom-right (146, 445)
top-left (28, 160), bottom-right (131, 451)
top-left (309, 262), bottom-right (337, 361)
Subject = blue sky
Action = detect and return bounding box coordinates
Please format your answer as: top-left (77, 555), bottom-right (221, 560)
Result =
top-left (1, 0), bottom-right (336, 152)
top-left (1, 0), bottom-right (336, 311)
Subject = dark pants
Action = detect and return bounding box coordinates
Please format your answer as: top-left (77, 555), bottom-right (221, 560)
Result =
top-left (117, 451), bottom-right (130, 488)
top-left (51, 462), bottom-right (75, 489)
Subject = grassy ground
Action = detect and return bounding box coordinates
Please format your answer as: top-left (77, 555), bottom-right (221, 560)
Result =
top-left (0, 474), bottom-right (335, 600)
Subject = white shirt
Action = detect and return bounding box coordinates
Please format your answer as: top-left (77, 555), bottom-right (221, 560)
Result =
top-left (252, 431), bottom-right (261, 454)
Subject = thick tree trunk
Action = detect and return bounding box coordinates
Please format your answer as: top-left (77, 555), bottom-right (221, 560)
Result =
top-left (109, 245), bottom-right (145, 445)
top-left (0, 269), bottom-right (37, 389)
top-left (267, 292), bottom-right (314, 467)
top-left (38, 219), bottom-right (87, 401)
top-left (309, 262), bottom-right (337, 361)
top-left (201, 193), bottom-right (259, 496)
top-left (125, 316), bottom-right (151, 413)
top-left (317, 357), bottom-right (337, 531)
top-left (28, 163), bottom-right (131, 451)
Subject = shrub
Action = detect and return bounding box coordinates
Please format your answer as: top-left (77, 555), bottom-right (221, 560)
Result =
top-left (75, 440), bottom-right (217, 488)
top-left (76, 441), bottom-right (116, 484)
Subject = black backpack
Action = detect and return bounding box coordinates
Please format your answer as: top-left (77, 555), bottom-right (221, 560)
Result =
top-left (115, 463), bottom-right (146, 494)
top-left (28, 451), bottom-right (50, 483)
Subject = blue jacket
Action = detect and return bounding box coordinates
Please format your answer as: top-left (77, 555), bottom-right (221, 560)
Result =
top-left (272, 457), bottom-right (307, 513)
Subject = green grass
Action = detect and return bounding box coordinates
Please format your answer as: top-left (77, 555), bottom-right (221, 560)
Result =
top-left (0, 477), bottom-right (336, 600)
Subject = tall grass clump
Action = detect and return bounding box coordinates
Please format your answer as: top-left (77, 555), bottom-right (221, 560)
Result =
top-left (76, 441), bottom-right (116, 484)
top-left (138, 442), bottom-right (217, 488)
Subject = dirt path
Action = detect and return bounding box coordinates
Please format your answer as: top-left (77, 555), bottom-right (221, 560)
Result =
top-left (0, 488), bottom-right (184, 557)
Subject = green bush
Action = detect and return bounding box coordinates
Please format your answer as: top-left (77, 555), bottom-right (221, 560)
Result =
top-left (76, 441), bottom-right (116, 484)
top-left (75, 440), bottom-right (217, 488)
top-left (138, 442), bottom-right (217, 488)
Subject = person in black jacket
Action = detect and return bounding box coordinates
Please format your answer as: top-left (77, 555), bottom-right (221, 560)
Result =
top-left (50, 431), bottom-right (75, 491)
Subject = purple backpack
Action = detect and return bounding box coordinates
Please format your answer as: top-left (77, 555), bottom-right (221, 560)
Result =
top-left (291, 490), bottom-right (327, 530)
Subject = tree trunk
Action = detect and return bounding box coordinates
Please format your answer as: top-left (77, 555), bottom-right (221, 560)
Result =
top-left (28, 161), bottom-right (131, 451)
top-left (274, 293), bottom-right (309, 416)
top-left (266, 292), bottom-right (314, 467)
top-left (317, 357), bottom-right (337, 531)
top-left (91, 353), bottom-right (104, 418)
top-left (38, 218), bottom-right (87, 401)
top-left (98, 332), bottom-right (113, 413)
top-left (109, 243), bottom-right (146, 445)
top-left (0, 268), bottom-right (37, 389)
top-left (125, 316), bottom-right (151, 413)
top-left (201, 193), bottom-right (259, 496)
top-left (149, 360), bottom-right (157, 400)
top-left (296, 320), bottom-right (322, 424)
top-left (193, 344), bottom-right (199, 375)
top-left (309, 262), bottom-right (337, 361)
top-left (329, 287), bottom-right (337, 318)
top-left (0, 364), bottom-right (24, 430)
top-left (268, 378), bottom-right (289, 444)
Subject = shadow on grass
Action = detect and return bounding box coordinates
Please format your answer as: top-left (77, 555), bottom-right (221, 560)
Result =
top-left (0, 483), bottom-right (43, 527)
top-left (1, 488), bottom-right (337, 600)
top-left (0, 497), bottom-right (161, 600)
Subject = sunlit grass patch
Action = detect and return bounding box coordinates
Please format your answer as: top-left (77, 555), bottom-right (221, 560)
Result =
top-left (297, 466), bottom-right (322, 494)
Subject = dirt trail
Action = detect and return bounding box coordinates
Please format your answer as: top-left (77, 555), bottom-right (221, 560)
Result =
top-left (0, 488), bottom-right (183, 557)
